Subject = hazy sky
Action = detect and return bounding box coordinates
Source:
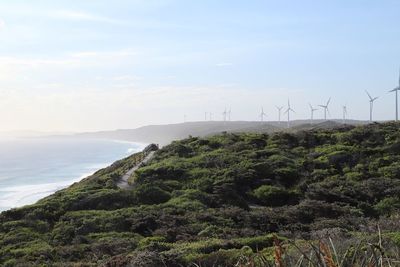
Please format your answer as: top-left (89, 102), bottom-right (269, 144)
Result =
top-left (0, 0), bottom-right (399, 132)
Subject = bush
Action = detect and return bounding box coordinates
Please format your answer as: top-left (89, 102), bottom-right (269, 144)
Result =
top-left (133, 185), bottom-right (171, 205)
top-left (253, 185), bottom-right (297, 206)
top-left (375, 197), bottom-right (400, 216)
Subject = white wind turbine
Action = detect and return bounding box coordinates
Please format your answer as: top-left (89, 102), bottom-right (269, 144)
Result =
top-left (365, 90), bottom-right (379, 122)
top-left (276, 106), bottom-right (283, 125)
top-left (342, 105), bottom-right (348, 124)
top-left (284, 100), bottom-right (295, 128)
top-left (222, 108), bottom-right (227, 121)
top-left (388, 68), bottom-right (400, 121)
top-left (228, 108), bottom-right (231, 121)
top-left (318, 97), bottom-right (331, 121)
top-left (260, 107), bottom-right (267, 122)
top-left (308, 103), bottom-right (318, 124)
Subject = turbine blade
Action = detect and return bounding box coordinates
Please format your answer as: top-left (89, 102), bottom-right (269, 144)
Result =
top-left (326, 97), bottom-right (331, 106)
top-left (366, 90), bottom-right (372, 99)
top-left (365, 90), bottom-right (373, 100)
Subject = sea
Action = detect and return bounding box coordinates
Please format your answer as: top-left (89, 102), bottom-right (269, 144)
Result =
top-left (0, 137), bottom-right (147, 212)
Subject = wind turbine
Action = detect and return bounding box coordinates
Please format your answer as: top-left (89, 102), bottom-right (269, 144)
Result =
top-left (205, 112), bottom-right (208, 121)
top-left (342, 105), bottom-right (348, 124)
top-left (275, 106), bottom-right (283, 124)
top-left (318, 97), bottom-right (331, 121)
top-left (260, 107), bottom-right (267, 122)
top-left (365, 90), bottom-right (378, 122)
top-left (284, 100), bottom-right (295, 128)
top-left (389, 68), bottom-right (400, 121)
top-left (228, 108), bottom-right (231, 121)
top-left (309, 103), bottom-right (318, 123)
top-left (222, 108), bottom-right (227, 121)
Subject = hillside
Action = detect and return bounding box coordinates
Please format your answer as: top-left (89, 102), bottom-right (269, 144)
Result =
top-left (74, 120), bottom-right (369, 145)
top-left (1, 122), bottom-right (400, 266)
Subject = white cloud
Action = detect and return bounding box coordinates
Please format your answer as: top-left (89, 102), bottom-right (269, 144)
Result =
top-left (0, 19), bottom-right (5, 30)
top-left (112, 75), bottom-right (142, 81)
top-left (0, 85), bottom-right (300, 132)
top-left (216, 62), bottom-right (233, 67)
top-left (0, 56), bottom-right (77, 68)
top-left (0, 6), bottom-right (123, 25)
top-left (50, 10), bottom-right (127, 25)
top-left (71, 50), bottom-right (138, 58)
top-left (0, 49), bottom-right (140, 74)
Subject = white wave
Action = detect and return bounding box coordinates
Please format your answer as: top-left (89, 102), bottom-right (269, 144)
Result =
top-left (0, 177), bottom-right (81, 211)
top-left (0, 139), bottom-right (146, 212)
top-left (0, 169), bottom-right (104, 211)
top-left (109, 140), bottom-right (148, 154)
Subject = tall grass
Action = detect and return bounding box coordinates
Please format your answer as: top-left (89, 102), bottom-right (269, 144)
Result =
top-left (235, 230), bottom-right (400, 267)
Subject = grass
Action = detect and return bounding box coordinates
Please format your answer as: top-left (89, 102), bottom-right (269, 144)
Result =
top-left (235, 229), bottom-right (400, 267)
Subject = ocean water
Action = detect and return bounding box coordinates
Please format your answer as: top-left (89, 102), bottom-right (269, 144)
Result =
top-left (0, 137), bottom-right (146, 212)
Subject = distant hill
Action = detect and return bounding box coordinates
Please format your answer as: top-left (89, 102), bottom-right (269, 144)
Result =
top-left (75, 121), bottom-right (281, 145)
top-left (74, 119), bottom-right (370, 145)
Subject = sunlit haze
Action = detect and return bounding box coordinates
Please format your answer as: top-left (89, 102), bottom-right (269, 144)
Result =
top-left (0, 0), bottom-right (399, 132)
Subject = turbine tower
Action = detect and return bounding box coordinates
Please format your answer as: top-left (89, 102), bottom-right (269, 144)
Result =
top-left (222, 108), bottom-right (227, 121)
top-left (228, 108), bottom-right (231, 121)
top-left (309, 103), bottom-right (318, 123)
top-left (366, 90), bottom-right (378, 122)
top-left (275, 106), bottom-right (283, 124)
top-left (342, 105), bottom-right (348, 124)
top-left (284, 100), bottom-right (295, 128)
top-left (389, 68), bottom-right (400, 121)
top-left (318, 97), bottom-right (331, 121)
top-left (260, 107), bottom-right (266, 122)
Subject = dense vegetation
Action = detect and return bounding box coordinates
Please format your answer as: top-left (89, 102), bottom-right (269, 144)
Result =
top-left (1, 122), bottom-right (400, 266)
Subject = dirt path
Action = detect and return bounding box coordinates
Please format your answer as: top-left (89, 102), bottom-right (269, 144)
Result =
top-left (117, 151), bottom-right (155, 189)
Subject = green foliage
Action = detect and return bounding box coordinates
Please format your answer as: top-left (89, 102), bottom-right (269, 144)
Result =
top-left (1, 122), bottom-right (400, 265)
top-left (375, 197), bottom-right (400, 216)
top-left (253, 185), bottom-right (298, 206)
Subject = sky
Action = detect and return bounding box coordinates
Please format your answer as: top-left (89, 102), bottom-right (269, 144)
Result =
top-left (0, 0), bottom-right (399, 132)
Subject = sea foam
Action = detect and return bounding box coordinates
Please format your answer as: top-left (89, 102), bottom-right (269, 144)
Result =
top-left (0, 138), bottom-right (144, 212)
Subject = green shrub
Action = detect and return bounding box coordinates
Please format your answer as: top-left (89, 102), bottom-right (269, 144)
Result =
top-left (375, 197), bottom-right (400, 216)
top-left (253, 185), bottom-right (297, 206)
top-left (133, 185), bottom-right (171, 205)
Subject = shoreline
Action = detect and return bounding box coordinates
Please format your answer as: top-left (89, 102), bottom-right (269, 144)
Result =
top-left (0, 139), bottom-right (146, 212)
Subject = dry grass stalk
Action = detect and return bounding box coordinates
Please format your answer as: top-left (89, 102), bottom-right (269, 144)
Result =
top-left (273, 235), bottom-right (284, 267)
top-left (320, 241), bottom-right (338, 267)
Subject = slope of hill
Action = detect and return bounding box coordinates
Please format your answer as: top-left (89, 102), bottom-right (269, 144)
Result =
top-left (74, 120), bottom-right (369, 145)
top-left (1, 122), bottom-right (400, 266)
top-left (75, 121), bottom-right (281, 145)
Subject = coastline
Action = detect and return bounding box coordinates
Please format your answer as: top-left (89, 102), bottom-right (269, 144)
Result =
top-left (0, 138), bottom-right (147, 212)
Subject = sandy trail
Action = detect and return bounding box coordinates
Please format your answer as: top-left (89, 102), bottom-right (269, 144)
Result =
top-left (117, 151), bottom-right (155, 189)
